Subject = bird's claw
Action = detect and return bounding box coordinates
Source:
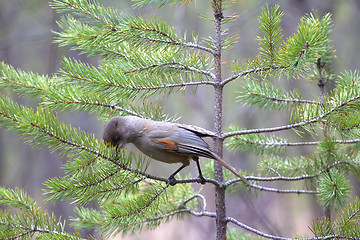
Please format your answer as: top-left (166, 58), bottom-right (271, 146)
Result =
top-left (168, 176), bottom-right (178, 186)
top-left (198, 175), bottom-right (206, 185)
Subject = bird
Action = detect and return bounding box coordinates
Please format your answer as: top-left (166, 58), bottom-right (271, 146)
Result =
top-left (103, 116), bottom-right (248, 185)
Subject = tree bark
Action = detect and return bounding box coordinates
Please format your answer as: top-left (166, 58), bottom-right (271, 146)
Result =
top-left (213, 1), bottom-right (227, 239)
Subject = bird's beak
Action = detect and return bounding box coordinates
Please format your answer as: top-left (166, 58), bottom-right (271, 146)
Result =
top-left (117, 142), bottom-right (125, 149)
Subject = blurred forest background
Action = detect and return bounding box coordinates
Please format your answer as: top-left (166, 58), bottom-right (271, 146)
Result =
top-left (1, 0), bottom-right (360, 239)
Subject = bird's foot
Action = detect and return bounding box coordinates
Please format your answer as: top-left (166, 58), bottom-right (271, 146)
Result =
top-left (168, 176), bottom-right (178, 186)
top-left (198, 175), bottom-right (206, 185)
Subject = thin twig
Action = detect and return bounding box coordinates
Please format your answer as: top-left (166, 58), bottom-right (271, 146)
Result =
top-left (181, 194), bottom-right (207, 213)
top-left (115, 194), bottom-right (209, 230)
top-left (6, 230), bottom-right (35, 240)
top-left (124, 61), bottom-right (216, 80)
top-left (64, 1), bottom-right (110, 26)
top-left (135, 35), bottom-right (214, 54)
top-left (95, 176), bottom-right (145, 195)
top-left (0, 221), bottom-right (83, 240)
top-left (184, 207), bottom-right (217, 218)
top-left (248, 183), bottom-right (317, 194)
top-left (112, 182), bottom-right (170, 219)
top-left (1, 77), bottom-right (44, 91)
top-left (221, 65), bottom-right (289, 86)
top-left (68, 72), bottom-right (214, 90)
top-left (249, 92), bottom-right (319, 105)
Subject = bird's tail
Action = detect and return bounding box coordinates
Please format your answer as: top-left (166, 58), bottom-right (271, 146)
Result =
top-left (212, 153), bottom-right (248, 184)
top-left (180, 142), bottom-right (248, 184)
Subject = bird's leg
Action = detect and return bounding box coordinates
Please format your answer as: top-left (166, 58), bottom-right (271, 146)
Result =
top-left (194, 157), bottom-right (206, 185)
top-left (168, 164), bottom-right (187, 186)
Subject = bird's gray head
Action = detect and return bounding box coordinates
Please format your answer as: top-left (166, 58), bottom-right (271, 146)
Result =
top-left (103, 116), bottom-right (130, 147)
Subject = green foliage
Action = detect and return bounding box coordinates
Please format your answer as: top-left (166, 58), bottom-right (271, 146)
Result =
top-left (0, 61), bottom-right (49, 97)
top-left (334, 196), bottom-right (360, 238)
top-left (52, 0), bottom-right (201, 56)
top-left (289, 70), bottom-right (360, 129)
top-left (257, 5), bottom-right (284, 66)
top-left (71, 181), bottom-right (196, 236)
top-left (310, 197), bottom-right (360, 238)
top-left (49, 0), bottom-right (215, 121)
top-left (237, 78), bottom-right (317, 111)
top-left (257, 155), bottom-right (314, 177)
top-left (0, 94), bottom-right (111, 161)
top-left (317, 171), bottom-right (351, 210)
top-left (230, 8), bottom-right (334, 78)
top-left (280, 11), bottom-right (334, 72)
top-left (0, 187), bottom-right (81, 239)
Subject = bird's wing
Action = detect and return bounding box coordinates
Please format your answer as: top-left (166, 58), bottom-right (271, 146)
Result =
top-left (176, 124), bottom-right (217, 138)
top-left (149, 124), bottom-right (215, 159)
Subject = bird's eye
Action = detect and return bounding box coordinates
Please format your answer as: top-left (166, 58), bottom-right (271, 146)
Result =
top-left (113, 135), bottom-right (120, 143)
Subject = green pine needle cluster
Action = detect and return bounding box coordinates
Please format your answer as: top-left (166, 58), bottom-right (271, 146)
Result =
top-left (0, 187), bottom-right (81, 239)
top-left (310, 197), bottom-right (360, 238)
top-left (257, 5), bottom-right (284, 66)
top-left (317, 171), bottom-right (351, 210)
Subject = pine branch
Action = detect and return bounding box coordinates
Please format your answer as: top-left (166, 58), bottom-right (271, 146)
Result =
top-left (111, 182), bottom-right (169, 221)
top-left (225, 127), bottom-right (288, 155)
top-left (247, 183), bottom-right (317, 194)
top-left (222, 94), bottom-right (360, 139)
top-left (225, 160), bottom-right (357, 186)
top-left (42, 85), bottom-right (176, 121)
top-left (0, 61), bottom-right (49, 97)
top-left (0, 95), bottom-right (178, 194)
top-left (45, 163), bottom-right (146, 204)
top-left (310, 197), bottom-right (360, 239)
top-left (226, 129), bottom-right (360, 156)
top-left (72, 182), bottom-right (197, 236)
top-left (0, 222), bottom-right (83, 240)
top-left (266, 138), bottom-right (360, 147)
top-left (237, 78), bottom-right (319, 111)
top-left (123, 61), bottom-right (215, 79)
top-left (53, 0), bottom-right (112, 26)
top-left (52, 0), bottom-right (214, 56)
top-left (57, 57), bottom-right (211, 102)
top-left (0, 187), bottom-right (82, 239)
top-left (334, 197), bottom-right (360, 238)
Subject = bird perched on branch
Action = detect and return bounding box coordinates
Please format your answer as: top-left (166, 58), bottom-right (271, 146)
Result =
top-left (103, 116), bottom-right (248, 185)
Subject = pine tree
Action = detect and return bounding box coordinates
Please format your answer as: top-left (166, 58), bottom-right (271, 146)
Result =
top-left (1, 1), bottom-right (360, 239)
